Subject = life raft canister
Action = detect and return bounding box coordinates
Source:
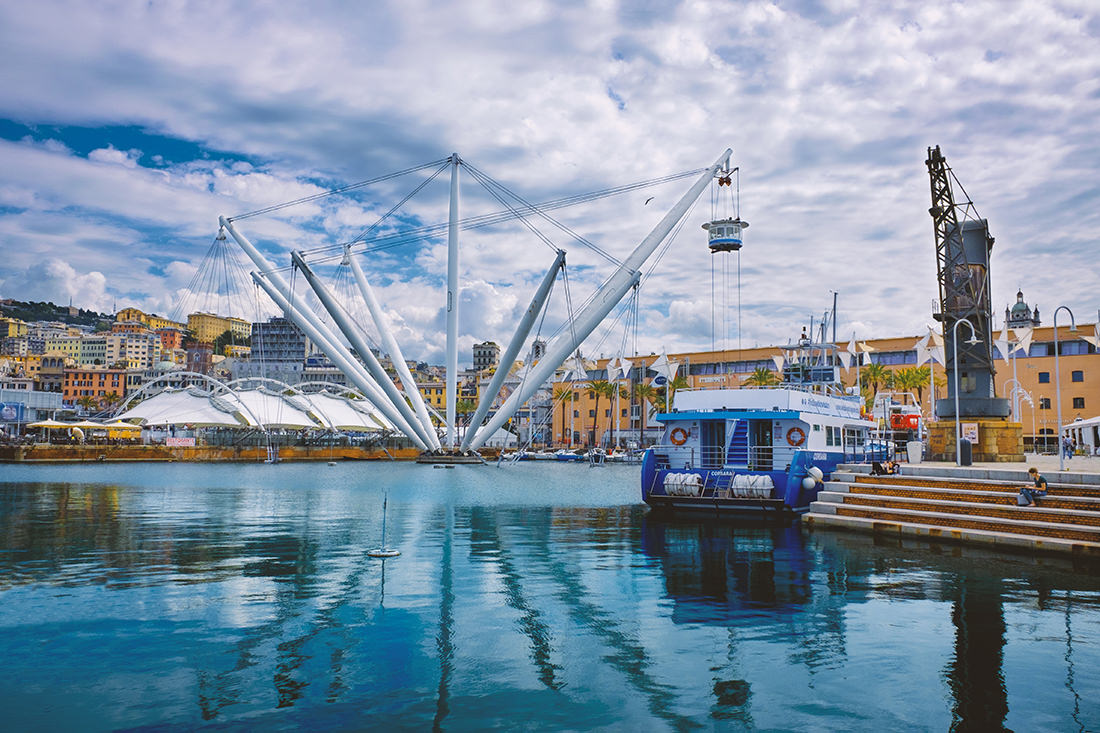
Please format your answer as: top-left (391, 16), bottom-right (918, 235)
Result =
top-left (670, 427), bottom-right (689, 445)
top-left (786, 426), bottom-right (806, 446)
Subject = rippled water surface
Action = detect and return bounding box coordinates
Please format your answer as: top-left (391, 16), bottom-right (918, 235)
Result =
top-left (1, 461), bottom-right (1099, 731)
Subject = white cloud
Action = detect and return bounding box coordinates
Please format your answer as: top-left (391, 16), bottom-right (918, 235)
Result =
top-left (0, 0), bottom-right (1097, 364)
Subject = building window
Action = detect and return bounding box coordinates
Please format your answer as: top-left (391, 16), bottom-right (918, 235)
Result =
top-left (573, 410), bottom-right (579, 418)
top-left (1038, 372), bottom-right (1050, 383)
top-left (1071, 370), bottom-right (1083, 383)
top-left (588, 409), bottom-right (596, 418)
top-left (1039, 397), bottom-right (1051, 410)
top-left (1073, 397), bottom-right (1085, 409)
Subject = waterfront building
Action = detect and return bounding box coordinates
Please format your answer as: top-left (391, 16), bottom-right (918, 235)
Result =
top-left (543, 321), bottom-right (1099, 451)
top-left (0, 386), bottom-right (62, 424)
top-left (62, 367), bottom-right (143, 408)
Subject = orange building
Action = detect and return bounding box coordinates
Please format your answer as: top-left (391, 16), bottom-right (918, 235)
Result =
top-left (62, 368), bottom-right (132, 407)
top-left (544, 321), bottom-right (1099, 450)
top-left (155, 326), bottom-right (187, 351)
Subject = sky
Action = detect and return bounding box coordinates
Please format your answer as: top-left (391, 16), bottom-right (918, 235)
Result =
top-left (1, 0), bottom-right (1098, 367)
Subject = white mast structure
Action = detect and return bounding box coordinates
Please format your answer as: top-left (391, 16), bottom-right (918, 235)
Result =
top-left (289, 250), bottom-right (439, 450)
top-left (466, 148), bottom-right (733, 451)
top-left (445, 153), bottom-right (460, 450)
top-left (345, 249), bottom-right (440, 449)
top-left (458, 249), bottom-right (566, 453)
top-left (220, 216), bottom-right (430, 450)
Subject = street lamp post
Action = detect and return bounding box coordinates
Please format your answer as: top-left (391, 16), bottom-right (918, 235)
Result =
top-left (1004, 378), bottom-right (1021, 422)
top-left (1014, 388), bottom-right (1035, 454)
top-left (1053, 305), bottom-right (1077, 471)
top-left (952, 317), bottom-right (981, 466)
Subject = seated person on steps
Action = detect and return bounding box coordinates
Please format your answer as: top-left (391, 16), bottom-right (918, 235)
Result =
top-left (1018, 467), bottom-right (1048, 507)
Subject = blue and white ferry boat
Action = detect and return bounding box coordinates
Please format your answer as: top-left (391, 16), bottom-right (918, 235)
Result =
top-left (641, 338), bottom-right (884, 517)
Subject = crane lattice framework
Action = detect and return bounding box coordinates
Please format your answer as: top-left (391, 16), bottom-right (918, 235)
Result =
top-left (926, 145), bottom-right (1009, 419)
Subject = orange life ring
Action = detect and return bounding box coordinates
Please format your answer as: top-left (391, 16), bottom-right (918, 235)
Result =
top-left (669, 427), bottom-right (688, 446)
top-left (889, 414), bottom-right (908, 430)
top-left (786, 427), bottom-right (806, 447)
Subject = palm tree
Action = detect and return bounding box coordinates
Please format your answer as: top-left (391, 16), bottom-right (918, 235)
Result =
top-left (667, 374), bottom-right (688, 407)
top-left (860, 362), bottom-right (890, 398)
top-left (743, 367), bottom-right (780, 387)
top-left (76, 395), bottom-right (97, 415)
top-left (100, 391), bottom-right (121, 413)
top-left (454, 399), bottom-right (476, 426)
top-left (585, 379), bottom-right (612, 446)
top-left (553, 386), bottom-right (571, 446)
top-left (634, 383), bottom-right (656, 445)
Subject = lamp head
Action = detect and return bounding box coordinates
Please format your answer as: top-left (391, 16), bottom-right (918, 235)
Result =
top-left (965, 336), bottom-right (980, 345)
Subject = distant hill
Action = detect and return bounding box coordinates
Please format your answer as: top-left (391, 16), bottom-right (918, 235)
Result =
top-left (0, 298), bottom-right (112, 328)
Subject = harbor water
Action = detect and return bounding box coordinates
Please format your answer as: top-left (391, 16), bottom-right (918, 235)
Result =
top-left (1, 461), bottom-right (1098, 731)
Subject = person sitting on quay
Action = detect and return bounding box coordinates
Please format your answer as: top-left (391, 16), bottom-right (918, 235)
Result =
top-left (1019, 467), bottom-right (1048, 507)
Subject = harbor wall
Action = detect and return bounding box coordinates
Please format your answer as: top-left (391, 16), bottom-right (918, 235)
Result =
top-left (0, 444), bottom-right (446, 463)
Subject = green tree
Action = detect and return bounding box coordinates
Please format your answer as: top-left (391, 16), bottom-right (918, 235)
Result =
top-left (213, 329), bottom-right (250, 357)
top-left (100, 391), bottom-right (122, 412)
top-left (454, 399), bottom-right (476, 426)
top-left (634, 383), bottom-right (657, 445)
top-left (743, 367), bottom-right (780, 386)
top-left (76, 395), bottom-right (97, 414)
top-left (585, 379), bottom-right (612, 446)
top-left (860, 362), bottom-right (890, 397)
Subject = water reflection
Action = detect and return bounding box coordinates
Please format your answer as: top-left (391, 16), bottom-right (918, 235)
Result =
top-left (0, 471), bottom-right (1098, 730)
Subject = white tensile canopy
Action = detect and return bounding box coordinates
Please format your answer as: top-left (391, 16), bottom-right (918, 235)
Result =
top-left (304, 391), bottom-right (391, 432)
top-left (117, 388), bottom-right (248, 427)
top-left (217, 388), bottom-right (318, 430)
top-left (114, 385), bottom-right (399, 433)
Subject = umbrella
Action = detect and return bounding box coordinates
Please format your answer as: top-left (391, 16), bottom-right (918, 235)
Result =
top-left (28, 419), bottom-right (68, 428)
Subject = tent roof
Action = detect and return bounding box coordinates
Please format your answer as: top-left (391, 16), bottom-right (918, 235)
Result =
top-left (117, 388), bottom-right (247, 428)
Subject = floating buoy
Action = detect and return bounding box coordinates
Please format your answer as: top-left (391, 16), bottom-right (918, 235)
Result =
top-left (367, 548), bottom-right (400, 558)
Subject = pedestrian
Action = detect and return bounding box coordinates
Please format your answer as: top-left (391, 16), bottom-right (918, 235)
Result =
top-left (1062, 436), bottom-right (1073, 460)
top-left (1018, 467), bottom-right (1048, 507)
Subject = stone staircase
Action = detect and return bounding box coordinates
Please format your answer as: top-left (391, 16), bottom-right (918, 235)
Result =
top-left (802, 464), bottom-right (1100, 557)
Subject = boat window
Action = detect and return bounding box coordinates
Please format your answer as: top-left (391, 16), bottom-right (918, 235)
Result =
top-left (812, 424), bottom-right (821, 431)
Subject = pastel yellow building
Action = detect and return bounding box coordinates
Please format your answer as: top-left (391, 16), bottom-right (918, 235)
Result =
top-left (545, 321), bottom-right (1100, 451)
top-left (115, 307), bottom-right (185, 332)
top-left (1, 317), bottom-right (29, 338)
top-left (186, 312), bottom-right (250, 343)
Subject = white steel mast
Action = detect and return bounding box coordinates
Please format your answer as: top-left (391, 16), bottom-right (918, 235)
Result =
top-left (290, 251), bottom-right (438, 449)
top-left (220, 216), bottom-right (429, 449)
top-left (467, 148), bottom-right (732, 451)
top-left (346, 248), bottom-right (441, 449)
top-left (459, 249), bottom-right (565, 452)
top-left (248, 271), bottom-right (428, 448)
top-left (445, 153), bottom-right (460, 450)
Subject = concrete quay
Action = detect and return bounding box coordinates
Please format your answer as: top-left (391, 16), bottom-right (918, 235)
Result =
top-left (803, 456), bottom-right (1100, 559)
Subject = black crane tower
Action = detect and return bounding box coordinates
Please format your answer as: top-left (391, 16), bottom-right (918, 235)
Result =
top-left (926, 146), bottom-right (1010, 419)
